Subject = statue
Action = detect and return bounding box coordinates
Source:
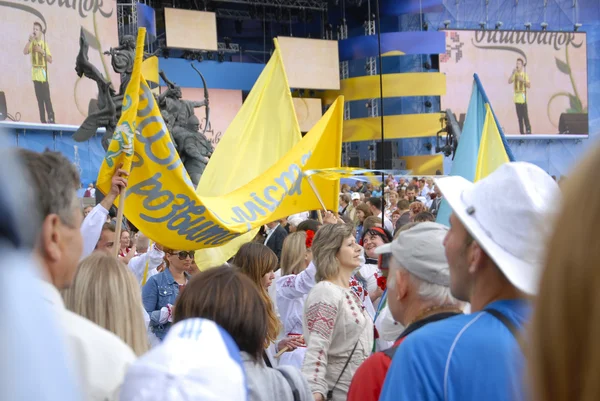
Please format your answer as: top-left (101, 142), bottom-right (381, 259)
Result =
top-left (73, 28), bottom-right (118, 149)
top-left (73, 32), bottom-right (158, 149)
top-left (103, 35), bottom-right (136, 97)
top-left (73, 29), bottom-right (214, 187)
top-left (157, 69), bottom-right (213, 187)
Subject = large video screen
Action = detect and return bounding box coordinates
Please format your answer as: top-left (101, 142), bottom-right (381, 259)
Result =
top-left (0, 0), bottom-right (119, 126)
top-left (440, 29), bottom-right (588, 136)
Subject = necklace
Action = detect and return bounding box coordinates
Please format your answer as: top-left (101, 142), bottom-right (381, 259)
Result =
top-left (405, 304), bottom-right (463, 327)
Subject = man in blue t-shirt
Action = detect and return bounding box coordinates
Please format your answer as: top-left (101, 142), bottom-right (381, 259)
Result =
top-left (379, 162), bottom-right (560, 401)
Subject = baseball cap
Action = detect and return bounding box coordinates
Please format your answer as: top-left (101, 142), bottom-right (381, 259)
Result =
top-left (375, 222), bottom-right (450, 286)
top-left (351, 192), bottom-right (361, 201)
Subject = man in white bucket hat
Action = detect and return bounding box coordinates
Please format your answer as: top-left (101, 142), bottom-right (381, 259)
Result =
top-left (379, 162), bottom-right (560, 401)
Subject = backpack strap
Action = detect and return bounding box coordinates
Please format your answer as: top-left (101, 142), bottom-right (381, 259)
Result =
top-left (278, 368), bottom-right (301, 401)
top-left (484, 308), bottom-right (525, 353)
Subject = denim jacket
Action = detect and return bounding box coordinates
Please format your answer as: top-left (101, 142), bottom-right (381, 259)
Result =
top-left (142, 268), bottom-right (189, 341)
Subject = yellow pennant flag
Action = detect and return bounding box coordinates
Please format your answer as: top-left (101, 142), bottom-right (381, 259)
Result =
top-left (97, 29), bottom-right (343, 251)
top-left (475, 103), bottom-right (510, 181)
top-left (96, 29), bottom-right (145, 202)
top-left (142, 56), bottom-right (159, 85)
top-left (194, 39), bottom-right (302, 269)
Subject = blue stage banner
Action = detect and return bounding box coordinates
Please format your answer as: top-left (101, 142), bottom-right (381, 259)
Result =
top-left (136, 2), bottom-right (156, 37)
top-left (339, 31), bottom-right (446, 61)
top-left (381, 0), bottom-right (443, 15)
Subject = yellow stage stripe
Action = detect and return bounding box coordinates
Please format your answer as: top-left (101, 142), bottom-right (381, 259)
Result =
top-left (343, 113), bottom-right (443, 142)
top-left (323, 72), bottom-right (446, 105)
top-left (399, 154), bottom-right (444, 175)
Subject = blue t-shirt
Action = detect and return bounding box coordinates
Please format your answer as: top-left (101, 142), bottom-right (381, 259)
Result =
top-left (379, 299), bottom-right (530, 401)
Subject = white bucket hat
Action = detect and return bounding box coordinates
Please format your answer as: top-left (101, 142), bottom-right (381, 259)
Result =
top-left (120, 318), bottom-right (246, 401)
top-left (434, 162), bottom-right (559, 295)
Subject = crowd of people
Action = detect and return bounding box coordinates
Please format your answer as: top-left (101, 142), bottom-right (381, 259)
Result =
top-left (4, 145), bottom-right (600, 401)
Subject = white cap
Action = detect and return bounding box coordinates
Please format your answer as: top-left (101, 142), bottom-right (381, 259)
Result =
top-left (351, 192), bottom-right (361, 201)
top-left (120, 318), bottom-right (247, 401)
top-left (434, 162), bottom-right (560, 295)
top-left (375, 222), bottom-right (450, 286)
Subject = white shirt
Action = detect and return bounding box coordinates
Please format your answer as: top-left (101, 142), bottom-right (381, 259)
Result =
top-left (128, 245), bottom-right (165, 286)
top-left (264, 223), bottom-right (280, 245)
top-left (39, 280), bottom-right (136, 401)
top-left (80, 203), bottom-right (109, 259)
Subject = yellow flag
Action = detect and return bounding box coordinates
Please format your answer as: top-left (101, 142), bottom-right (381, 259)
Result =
top-left (97, 29), bottom-right (343, 251)
top-left (194, 39), bottom-right (302, 269)
top-left (141, 56), bottom-right (159, 85)
top-left (96, 29), bottom-right (145, 201)
top-left (475, 104), bottom-right (510, 181)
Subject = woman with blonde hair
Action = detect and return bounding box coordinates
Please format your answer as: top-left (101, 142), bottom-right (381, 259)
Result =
top-left (302, 223), bottom-right (373, 401)
top-left (234, 242), bottom-right (304, 365)
top-left (276, 232), bottom-right (313, 368)
top-left (529, 145), bottom-right (599, 401)
top-left (62, 253), bottom-right (149, 356)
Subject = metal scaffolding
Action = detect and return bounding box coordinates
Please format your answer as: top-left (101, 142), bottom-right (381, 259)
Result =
top-left (216, 7), bottom-right (299, 22)
top-left (337, 20), bottom-right (350, 166)
top-left (365, 16), bottom-right (377, 168)
top-left (210, 0), bottom-right (327, 11)
top-left (117, 0), bottom-right (138, 38)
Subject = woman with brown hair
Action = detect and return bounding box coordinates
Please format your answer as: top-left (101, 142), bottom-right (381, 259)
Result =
top-left (529, 145), bottom-right (598, 401)
top-left (354, 203), bottom-right (372, 242)
top-left (234, 242), bottom-right (304, 365)
top-left (174, 265), bottom-right (312, 401)
top-left (302, 223), bottom-right (373, 401)
top-left (62, 253), bottom-right (149, 356)
top-left (142, 247), bottom-right (193, 341)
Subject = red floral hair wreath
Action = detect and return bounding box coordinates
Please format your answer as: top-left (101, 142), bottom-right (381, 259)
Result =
top-left (305, 230), bottom-right (315, 249)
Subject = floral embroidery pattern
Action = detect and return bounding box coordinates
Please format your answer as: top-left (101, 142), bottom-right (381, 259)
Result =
top-left (281, 276), bottom-right (295, 288)
top-left (306, 301), bottom-right (338, 340)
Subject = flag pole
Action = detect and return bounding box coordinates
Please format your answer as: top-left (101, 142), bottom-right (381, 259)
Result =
top-left (375, 0), bottom-right (386, 225)
top-left (305, 175), bottom-right (327, 224)
top-left (112, 188), bottom-right (127, 259)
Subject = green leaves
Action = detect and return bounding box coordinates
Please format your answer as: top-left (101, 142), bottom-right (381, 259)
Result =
top-left (555, 57), bottom-right (571, 75)
top-left (567, 94), bottom-right (584, 113)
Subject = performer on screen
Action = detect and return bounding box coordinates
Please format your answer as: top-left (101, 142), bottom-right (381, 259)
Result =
top-left (23, 22), bottom-right (55, 124)
top-left (508, 58), bottom-right (531, 135)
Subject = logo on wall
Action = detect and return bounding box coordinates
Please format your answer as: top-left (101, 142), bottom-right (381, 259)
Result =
top-left (440, 31), bottom-right (464, 63)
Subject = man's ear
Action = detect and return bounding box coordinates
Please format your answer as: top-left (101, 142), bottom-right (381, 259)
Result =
top-left (40, 214), bottom-right (61, 263)
top-left (468, 242), bottom-right (485, 274)
top-left (395, 269), bottom-right (409, 301)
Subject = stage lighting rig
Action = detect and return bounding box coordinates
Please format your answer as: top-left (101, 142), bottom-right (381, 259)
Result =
top-left (524, 22), bottom-right (532, 30)
top-left (495, 21), bottom-right (503, 29)
top-left (541, 22), bottom-right (548, 31)
top-left (443, 20), bottom-right (451, 29)
top-left (478, 21), bottom-right (486, 30)
top-left (574, 23), bottom-right (582, 31)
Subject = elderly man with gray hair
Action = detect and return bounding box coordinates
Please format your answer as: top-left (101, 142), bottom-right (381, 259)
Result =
top-left (347, 222), bottom-right (463, 401)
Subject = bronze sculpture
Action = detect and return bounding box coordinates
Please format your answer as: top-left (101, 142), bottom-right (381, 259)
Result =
top-left (72, 30), bottom-right (214, 187)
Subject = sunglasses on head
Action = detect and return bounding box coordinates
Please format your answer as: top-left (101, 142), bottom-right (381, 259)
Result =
top-left (171, 251), bottom-right (195, 260)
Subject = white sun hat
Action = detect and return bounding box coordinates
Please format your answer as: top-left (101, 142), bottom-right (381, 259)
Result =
top-left (434, 162), bottom-right (560, 295)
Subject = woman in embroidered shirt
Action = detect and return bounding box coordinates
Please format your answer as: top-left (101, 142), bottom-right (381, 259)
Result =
top-left (142, 248), bottom-right (192, 341)
top-left (302, 224), bottom-right (374, 401)
top-left (277, 231), bottom-right (313, 368)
